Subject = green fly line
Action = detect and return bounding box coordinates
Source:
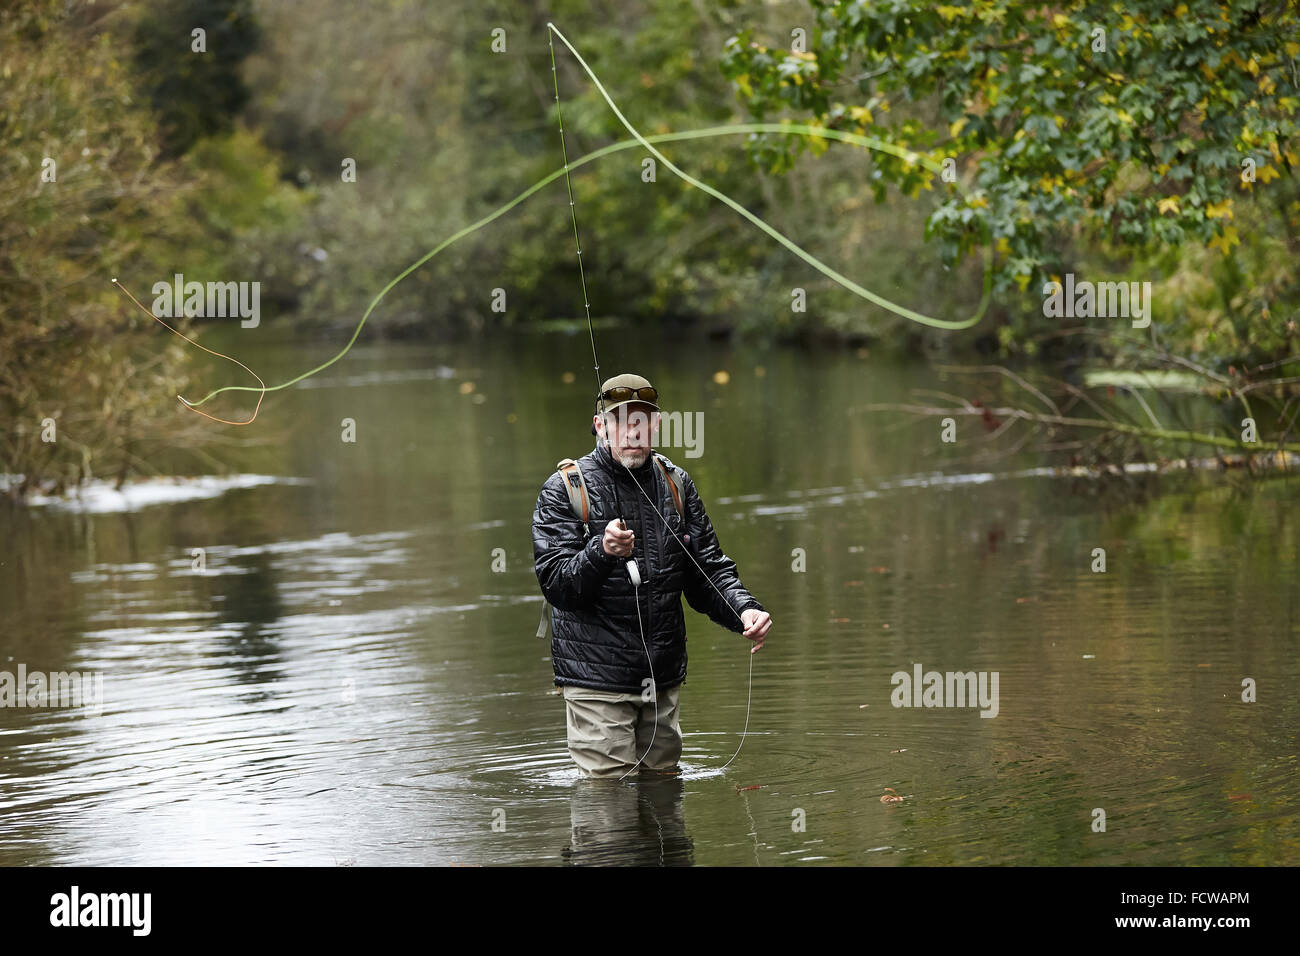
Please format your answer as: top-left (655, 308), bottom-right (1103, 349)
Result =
top-left (177, 23), bottom-right (992, 411)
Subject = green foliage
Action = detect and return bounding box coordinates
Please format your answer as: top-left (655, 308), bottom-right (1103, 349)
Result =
top-left (133, 0), bottom-right (261, 158)
top-left (0, 0), bottom-right (215, 494)
top-left (721, 0), bottom-right (1300, 360)
top-left (235, 0), bottom-right (825, 337)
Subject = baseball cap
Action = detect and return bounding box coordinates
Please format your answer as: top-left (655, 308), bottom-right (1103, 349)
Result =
top-left (590, 372), bottom-right (659, 436)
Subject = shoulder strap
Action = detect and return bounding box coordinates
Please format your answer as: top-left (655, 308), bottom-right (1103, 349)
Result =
top-left (652, 453), bottom-right (685, 521)
top-left (555, 457), bottom-right (591, 536)
top-left (539, 456), bottom-right (591, 642)
top-left (557, 453), bottom-right (684, 529)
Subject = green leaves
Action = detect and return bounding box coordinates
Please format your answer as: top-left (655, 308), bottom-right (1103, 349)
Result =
top-left (722, 0), bottom-right (1300, 360)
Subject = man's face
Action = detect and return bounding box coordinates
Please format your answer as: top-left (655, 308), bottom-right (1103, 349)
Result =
top-left (594, 403), bottom-right (659, 468)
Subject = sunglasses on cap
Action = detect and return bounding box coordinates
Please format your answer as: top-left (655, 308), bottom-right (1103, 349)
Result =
top-left (600, 385), bottom-right (658, 404)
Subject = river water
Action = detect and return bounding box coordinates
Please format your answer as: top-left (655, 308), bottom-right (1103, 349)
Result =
top-left (2, 323), bottom-right (1297, 865)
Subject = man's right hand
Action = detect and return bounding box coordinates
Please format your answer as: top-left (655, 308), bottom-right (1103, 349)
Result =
top-left (602, 519), bottom-right (634, 558)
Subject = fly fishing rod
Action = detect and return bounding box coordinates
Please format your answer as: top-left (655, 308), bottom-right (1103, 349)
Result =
top-left (548, 26), bottom-right (655, 781)
top-left (548, 23), bottom-right (756, 776)
top-left (547, 28), bottom-right (637, 587)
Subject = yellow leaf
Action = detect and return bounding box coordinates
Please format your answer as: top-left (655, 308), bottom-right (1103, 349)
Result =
top-left (950, 116), bottom-right (967, 137)
top-left (850, 105), bottom-right (873, 124)
top-left (1014, 273), bottom-right (1031, 292)
top-left (1257, 165), bottom-right (1280, 183)
top-left (1205, 198), bottom-right (1234, 219)
top-left (1246, 57), bottom-right (1260, 76)
top-left (1157, 196), bottom-right (1180, 215)
top-left (995, 236), bottom-right (1011, 255)
top-left (1287, 42), bottom-right (1300, 58)
top-left (1052, 13), bottom-right (1068, 28)
top-left (1208, 226), bottom-right (1239, 254)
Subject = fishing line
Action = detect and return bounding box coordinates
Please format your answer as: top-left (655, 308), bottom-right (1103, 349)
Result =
top-left (614, 458), bottom-right (758, 772)
top-left (550, 26), bottom-right (766, 775)
top-left (110, 277), bottom-right (267, 425)
top-left (113, 23), bottom-right (992, 772)
top-left (173, 30), bottom-right (992, 412)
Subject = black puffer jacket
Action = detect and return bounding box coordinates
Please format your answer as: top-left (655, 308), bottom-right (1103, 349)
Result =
top-left (532, 440), bottom-right (765, 694)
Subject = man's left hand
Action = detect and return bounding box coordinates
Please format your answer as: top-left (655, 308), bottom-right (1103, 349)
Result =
top-left (740, 609), bottom-right (771, 653)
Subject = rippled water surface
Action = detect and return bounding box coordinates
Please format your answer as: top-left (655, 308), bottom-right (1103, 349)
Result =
top-left (2, 327), bottom-right (1297, 865)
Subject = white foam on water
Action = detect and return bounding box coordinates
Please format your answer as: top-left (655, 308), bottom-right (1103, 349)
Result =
top-left (2, 474), bottom-right (309, 513)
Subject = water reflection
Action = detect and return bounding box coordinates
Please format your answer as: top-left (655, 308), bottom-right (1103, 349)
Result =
top-left (562, 776), bottom-right (694, 866)
top-left (212, 550), bottom-right (286, 700)
top-left (1, 329), bottom-right (1297, 866)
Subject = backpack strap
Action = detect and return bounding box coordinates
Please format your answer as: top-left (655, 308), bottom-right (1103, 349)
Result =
top-left (555, 457), bottom-right (591, 536)
top-left (538, 457), bottom-right (590, 641)
top-left (652, 453), bottom-right (685, 521)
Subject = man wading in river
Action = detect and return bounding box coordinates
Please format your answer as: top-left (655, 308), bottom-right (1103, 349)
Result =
top-left (532, 373), bottom-right (772, 777)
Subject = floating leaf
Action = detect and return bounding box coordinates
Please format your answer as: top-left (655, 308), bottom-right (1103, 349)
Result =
top-left (880, 788), bottom-right (904, 804)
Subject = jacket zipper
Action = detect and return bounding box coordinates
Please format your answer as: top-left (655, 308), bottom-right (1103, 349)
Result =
top-left (641, 471), bottom-right (654, 688)
top-left (601, 446), bottom-right (659, 692)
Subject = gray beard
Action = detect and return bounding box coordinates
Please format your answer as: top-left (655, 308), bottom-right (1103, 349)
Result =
top-left (608, 444), bottom-right (649, 469)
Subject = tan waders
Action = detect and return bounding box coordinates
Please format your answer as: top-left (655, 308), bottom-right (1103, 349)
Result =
top-left (561, 684), bottom-right (683, 776)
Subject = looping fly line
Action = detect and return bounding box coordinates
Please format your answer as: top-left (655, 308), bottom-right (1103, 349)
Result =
top-left (115, 24), bottom-right (992, 421)
top-left (110, 277), bottom-right (267, 425)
